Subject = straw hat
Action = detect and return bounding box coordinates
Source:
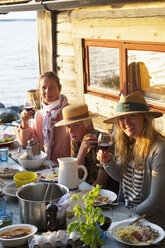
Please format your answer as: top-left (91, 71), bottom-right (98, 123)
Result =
top-left (104, 91), bottom-right (162, 124)
top-left (55, 103), bottom-right (98, 127)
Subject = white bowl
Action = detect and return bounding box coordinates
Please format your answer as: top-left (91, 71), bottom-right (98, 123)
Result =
top-left (0, 224), bottom-right (37, 247)
top-left (18, 151), bottom-right (47, 169)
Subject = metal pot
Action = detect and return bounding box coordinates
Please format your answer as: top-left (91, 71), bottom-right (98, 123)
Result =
top-left (16, 182), bottom-right (69, 231)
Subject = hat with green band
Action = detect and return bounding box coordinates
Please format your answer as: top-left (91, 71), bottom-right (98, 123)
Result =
top-left (104, 91), bottom-right (163, 124)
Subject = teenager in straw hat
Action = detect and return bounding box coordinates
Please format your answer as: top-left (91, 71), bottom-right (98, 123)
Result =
top-left (97, 90), bottom-right (165, 228)
top-left (55, 103), bottom-right (119, 192)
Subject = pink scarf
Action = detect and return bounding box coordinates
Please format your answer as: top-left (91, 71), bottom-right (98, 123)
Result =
top-left (42, 94), bottom-right (68, 159)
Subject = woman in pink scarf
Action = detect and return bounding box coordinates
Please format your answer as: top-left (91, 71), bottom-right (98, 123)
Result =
top-left (17, 71), bottom-right (70, 163)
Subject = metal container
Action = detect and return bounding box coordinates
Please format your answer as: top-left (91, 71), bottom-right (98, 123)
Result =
top-left (16, 183), bottom-right (69, 231)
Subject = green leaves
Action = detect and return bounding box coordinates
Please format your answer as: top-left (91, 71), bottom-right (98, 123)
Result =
top-left (0, 137), bottom-right (14, 143)
top-left (67, 185), bottom-right (105, 248)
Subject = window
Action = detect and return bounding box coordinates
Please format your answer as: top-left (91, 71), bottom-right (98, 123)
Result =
top-left (83, 39), bottom-right (165, 111)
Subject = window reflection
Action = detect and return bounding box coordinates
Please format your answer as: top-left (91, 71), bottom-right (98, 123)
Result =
top-left (128, 50), bottom-right (165, 102)
top-left (88, 47), bottom-right (120, 93)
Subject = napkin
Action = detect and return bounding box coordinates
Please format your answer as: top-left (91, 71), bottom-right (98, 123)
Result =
top-left (52, 193), bottom-right (70, 219)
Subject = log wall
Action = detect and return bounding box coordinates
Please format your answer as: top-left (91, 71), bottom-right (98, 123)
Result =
top-left (38, 2), bottom-right (165, 132)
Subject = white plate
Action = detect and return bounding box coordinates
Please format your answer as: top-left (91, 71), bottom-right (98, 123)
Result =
top-left (36, 168), bottom-right (59, 182)
top-left (0, 224), bottom-right (37, 247)
top-left (93, 189), bottom-right (117, 206)
top-left (0, 164), bottom-right (23, 178)
top-left (2, 183), bottom-right (18, 197)
top-left (111, 218), bottom-right (165, 246)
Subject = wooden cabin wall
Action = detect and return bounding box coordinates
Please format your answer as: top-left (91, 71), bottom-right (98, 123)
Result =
top-left (37, 10), bottom-right (54, 74)
top-left (37, 3), bottom-right (165, 132)
top-left (55, 12), bottom-right (79, 104)
top-left (69, 5), bottom-right (165, 133)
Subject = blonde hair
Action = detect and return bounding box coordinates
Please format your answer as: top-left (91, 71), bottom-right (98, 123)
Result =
top-left (114, 113), bottom-right (163, 173)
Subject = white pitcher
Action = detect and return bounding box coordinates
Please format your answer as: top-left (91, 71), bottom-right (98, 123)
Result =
top-left (57, 157), bottom-right (88, 190)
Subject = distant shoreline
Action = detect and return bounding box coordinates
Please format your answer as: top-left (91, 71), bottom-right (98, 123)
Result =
top-left (0, 19), bottom-right (36, 21)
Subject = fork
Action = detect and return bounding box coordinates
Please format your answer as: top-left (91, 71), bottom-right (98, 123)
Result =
top-left (129, 214), bottom-right (146, 225)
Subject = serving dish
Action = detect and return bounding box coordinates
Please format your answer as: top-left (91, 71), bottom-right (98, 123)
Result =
top-left (111, 218), bottom-right (165, 246)
top-left (0, 164), bottom-right (23, 178)
top-left (0, 224), bottom-right (37, 247)
top-left (0, 134), bottom-right (16, 147)
top-left (0, 140), bottom-right (15, 147)
top-left (18, 151), bottom-right (47, 169)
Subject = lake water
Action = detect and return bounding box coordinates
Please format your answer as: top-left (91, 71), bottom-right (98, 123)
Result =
top-left (0, 19), bottom-right (39, 107)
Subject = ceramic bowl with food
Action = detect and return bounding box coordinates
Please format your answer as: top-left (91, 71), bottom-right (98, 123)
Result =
top-left (18, 151), bottom-right (47, 169)
top-left (0, 224), bottom-right (37, 247)
top-left (14, 171), bottom-right (37, 187)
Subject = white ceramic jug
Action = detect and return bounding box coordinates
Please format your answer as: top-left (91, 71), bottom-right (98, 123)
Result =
top-left (57, 157), bottom-right (88, 190)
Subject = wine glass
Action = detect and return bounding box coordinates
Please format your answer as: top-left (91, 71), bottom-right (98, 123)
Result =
top-left (24, 96), bottom-right (33, 113)
top-left (100, 216), bottom-right (112, 241)
top-left (97, 133), bottom-right (111, 167)
top-left (24, 96), bottom-right (34, 125)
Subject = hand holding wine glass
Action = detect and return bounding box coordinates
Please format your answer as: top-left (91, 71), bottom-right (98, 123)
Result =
top-left (97, 133), bottom-right (112, 167)
top-left (21, 96), bottom-right (34, 128)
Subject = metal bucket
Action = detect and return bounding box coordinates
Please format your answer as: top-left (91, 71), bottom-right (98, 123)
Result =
top-left (16, 183), bottom-right (69, 231)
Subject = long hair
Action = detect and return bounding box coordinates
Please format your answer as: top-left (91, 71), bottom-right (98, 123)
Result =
top-left (114, 113), bottom-right (164, 173)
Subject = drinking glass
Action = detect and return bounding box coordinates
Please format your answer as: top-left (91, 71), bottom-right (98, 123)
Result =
top-left (97, 133), bottom-right (111, 167)
top-left (24, 96), bottom-right (33, 113)
top-left (0, 209), bottom-right (13, 227)
top-left (24, 96), bottom-right (34, 125)
top-left (100, 216), bottom-right (112, 242)
top-left (0, 147), bottom-right (8, 162)
top-left (0, 197), bottom-right (7, 216)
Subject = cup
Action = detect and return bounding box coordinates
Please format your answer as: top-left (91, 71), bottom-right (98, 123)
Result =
top-left (0, 197), bottom-right (7, 216)
top-left (0, 209), bottom-right (13, 227)
top-left (0, 147), bottom-right (8, 162)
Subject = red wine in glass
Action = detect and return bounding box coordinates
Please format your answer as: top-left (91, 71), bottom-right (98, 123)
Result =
top-left (99, 216), bottom-right (112, 241)
top-left (25, 105), bottom-right (33, 112)
top-left (99, 142), bottom-right (111, 150)
top-left (100, 216), bottom-right (112, 232)
top-left (97, 133), bottom-right (111, 167)
top-left (98, 133), bottom-right (111, 149)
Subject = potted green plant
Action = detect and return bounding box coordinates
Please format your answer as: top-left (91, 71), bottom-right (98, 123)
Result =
top-left (67, 185), bottom-right (106, 248)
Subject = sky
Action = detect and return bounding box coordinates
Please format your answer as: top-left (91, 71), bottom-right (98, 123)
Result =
top-left (0, 11), bottom-right (36, 19)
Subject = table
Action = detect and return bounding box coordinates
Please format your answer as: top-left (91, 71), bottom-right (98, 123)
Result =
top-left (0, 142), bottom-right (165, 248)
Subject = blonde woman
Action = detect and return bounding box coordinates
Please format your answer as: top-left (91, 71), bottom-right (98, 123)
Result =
top-left (97, 91), bottom-right (165, 229)
top-left (17, 71), bottom-right (70, 163)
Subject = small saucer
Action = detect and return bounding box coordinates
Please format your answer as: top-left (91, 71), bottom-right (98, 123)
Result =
top-left (2, 183), bottom-right (18, 197)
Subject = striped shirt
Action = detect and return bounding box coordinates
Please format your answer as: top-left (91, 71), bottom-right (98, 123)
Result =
top-left (122, 164), bottom-right (144, 208)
